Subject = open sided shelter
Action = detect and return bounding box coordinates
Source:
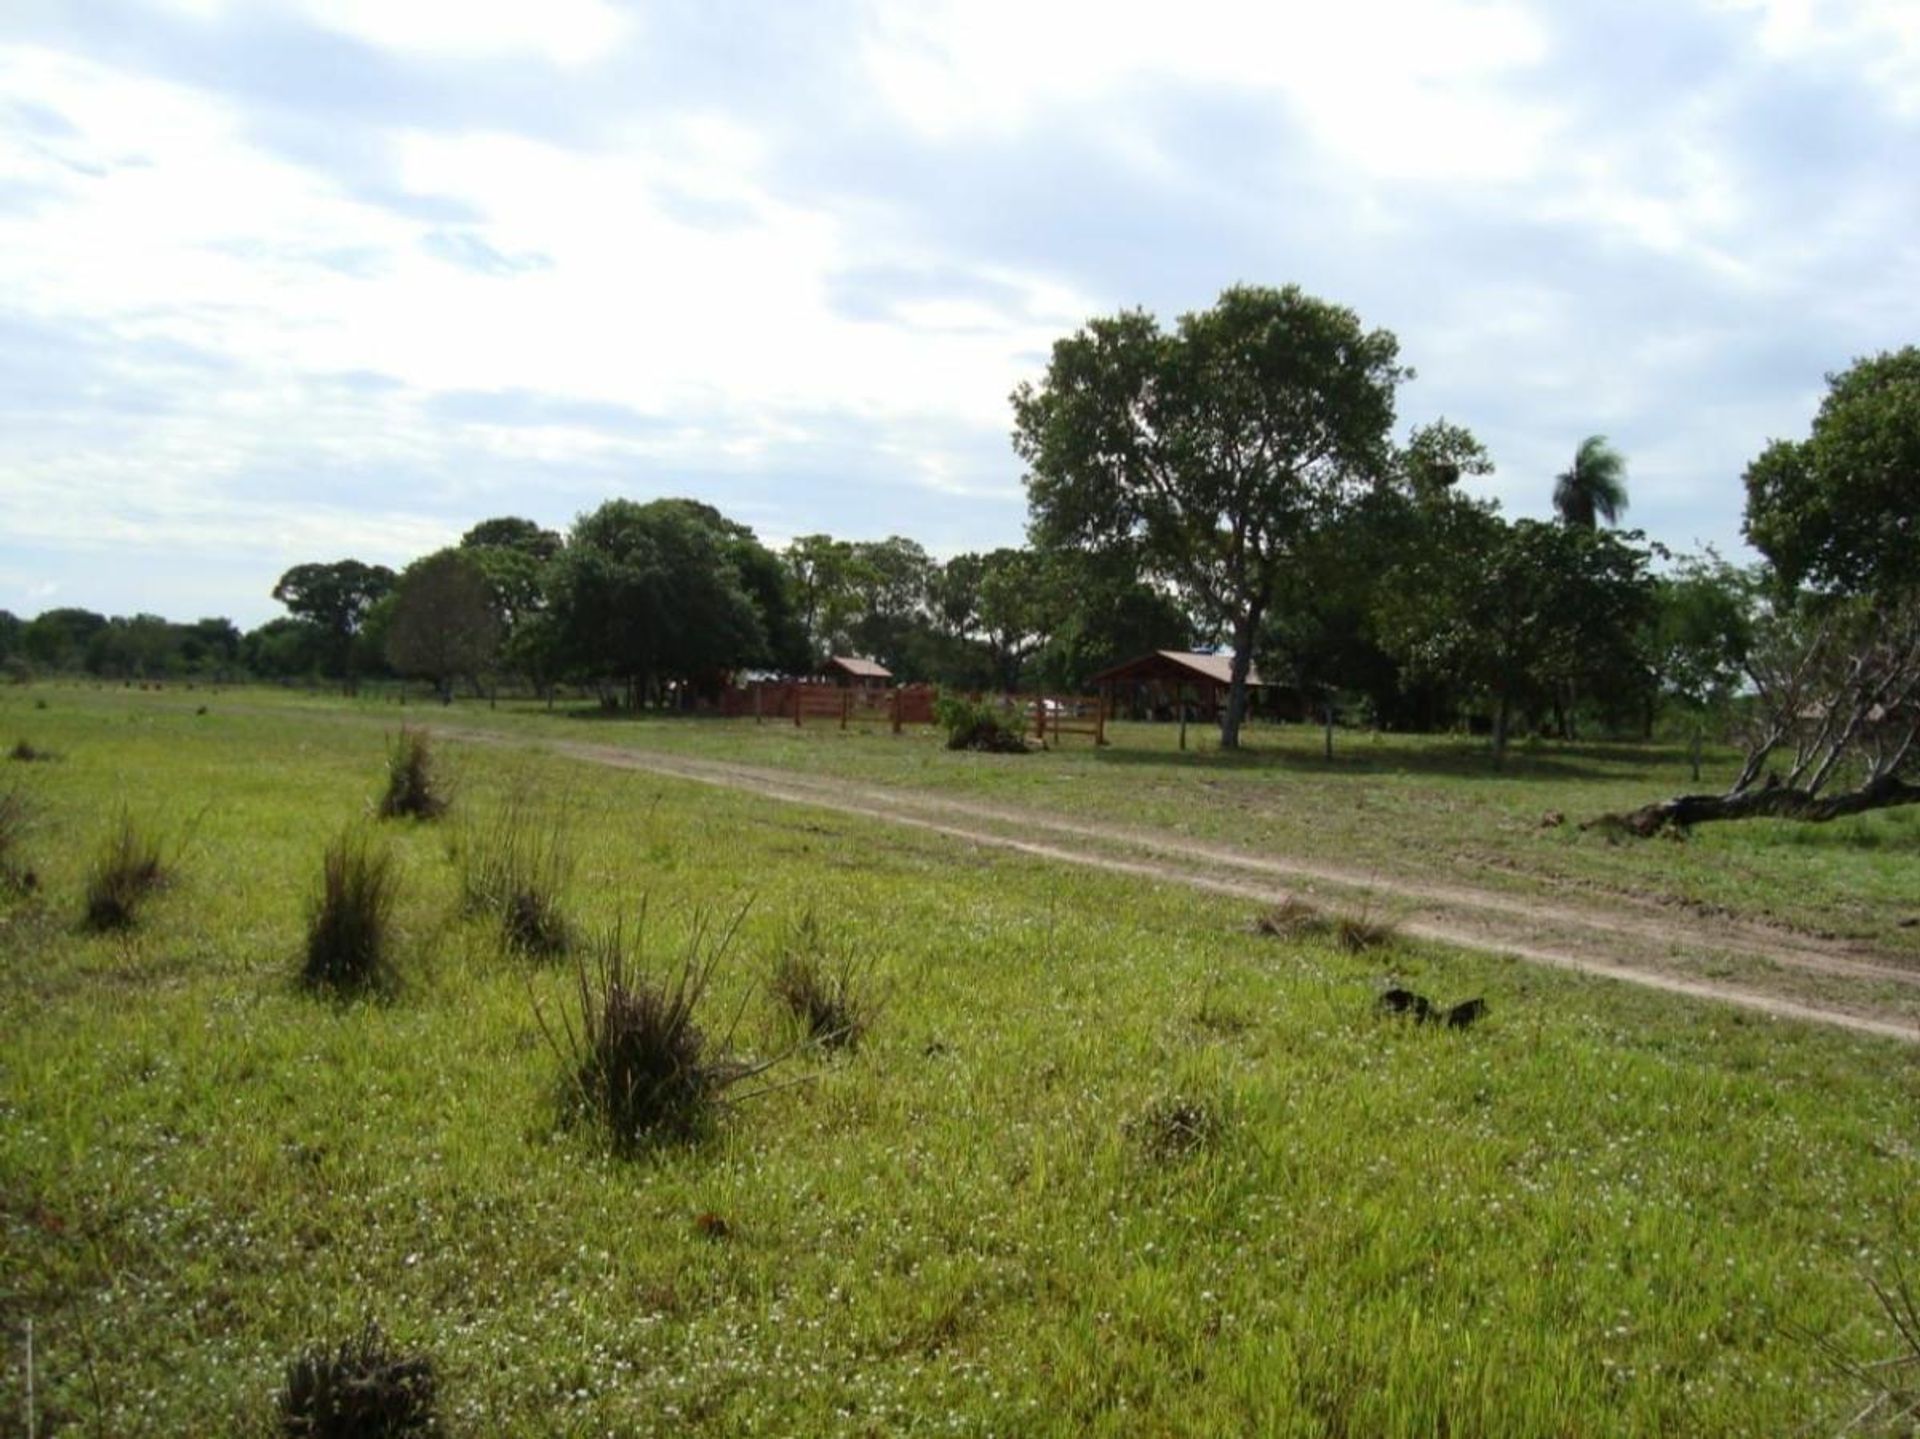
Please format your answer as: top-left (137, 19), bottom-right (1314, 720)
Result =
top-left (1090, 650), bottom-right (1264, 722)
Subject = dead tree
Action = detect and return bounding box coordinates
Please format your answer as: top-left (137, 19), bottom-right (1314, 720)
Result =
top-left (1595, 598), bottom-right (1920, 836)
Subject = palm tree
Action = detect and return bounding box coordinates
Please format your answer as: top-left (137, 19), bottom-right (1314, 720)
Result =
top-left (1553, 435), bottom-right (1629, 529)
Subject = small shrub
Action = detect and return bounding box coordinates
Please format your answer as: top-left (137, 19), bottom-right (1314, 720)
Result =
top-left (303, 829), bottom-right (399, 992)
top-left (769, 910), bottom-right (873, 1051)
top-left (378, 728), bottom-right (446, 821)
top-left (1128, 1095), bottom-right (1223, 1162)
top-left (458, 789), bottom-right (572, 957)
top-left (0, 786), bottom-right (38, 894)
top-left (537, 905), bottom-right (766, 1151)
top-left (277, 1319), bottom-right (436, 1438)
top-left (934, 695), bottom-right (1029, 754)
top-left (82, 809), bottom-right (167, 932)
top-left (8, 738), bottom-right (57, 762)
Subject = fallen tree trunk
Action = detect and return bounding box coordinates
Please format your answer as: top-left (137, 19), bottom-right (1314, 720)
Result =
top-left (1590, 772), bottom-right (1920, 837)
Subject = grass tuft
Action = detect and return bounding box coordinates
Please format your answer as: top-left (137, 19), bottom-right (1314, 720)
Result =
top-left (378, 728), bottom-right (447, 821)
top-left (769, 909), bottom-right (874, 1051)
top-left (8, 738), bottom-right (58, 762)
top-left (458, 787), bottom-right (573, 957)
top-left (303, 828), bottom-right (400, 993)
top-left (537, 905), bottom-right (767, 1151)
top-left (1251, 897), bottom-right (1332, 940)
top-left (82, 808), bottom-right (167, 932)
top-left (1333, 911), bottom-right (1398, 953)
top-left (276, 1318), bottom-right (436, 1438)
top-left (0, 785), bottom-right (39, 894)
top-left (1128, 1095), bottom-right (1223, 1162)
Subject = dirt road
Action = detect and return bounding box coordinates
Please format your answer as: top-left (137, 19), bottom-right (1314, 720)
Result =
top-left (436, 726), bottom-right (1920, 1045)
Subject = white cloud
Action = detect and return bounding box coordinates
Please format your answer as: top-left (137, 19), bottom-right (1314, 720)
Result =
top-left (860, 0), bottom-right (1556, 181)
top-left (136, 0), bottom-right (632, 67)
top-left (1716, 0), bottom-right (1920, 112)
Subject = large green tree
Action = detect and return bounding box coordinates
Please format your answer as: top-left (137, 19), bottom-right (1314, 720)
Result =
top-left (270, 560), bottom-right (396, 678)
top-left (547, 498), bottom-right (773, 707)
top-left (386, 548), bottom-right (502, 701)
top-left (1014, 284), bottom-right (1407, 748)
top-left (1744, 347), bottom-right (1920, 600)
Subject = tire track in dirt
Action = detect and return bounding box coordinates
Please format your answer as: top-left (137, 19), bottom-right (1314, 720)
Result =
top-left (432, 726), bottom-right (1920, 1045)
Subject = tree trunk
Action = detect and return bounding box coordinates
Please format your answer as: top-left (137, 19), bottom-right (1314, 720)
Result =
top-left (1220, 600), bottom-right (1266, 751)
top-left (1592, 772), bottom-right (1920, 837)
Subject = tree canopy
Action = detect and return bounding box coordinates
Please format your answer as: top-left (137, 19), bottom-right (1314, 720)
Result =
top-left (1743, 347), bottom-right (1920, 600)
top-left (1014, 283), bottom-right (1408, 747)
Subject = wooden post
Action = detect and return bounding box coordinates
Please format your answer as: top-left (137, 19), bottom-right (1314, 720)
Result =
top-left (794, 684), bottom-right (803, 728)
top-left (841, 689), bottom-right (851, 730)
top-left (1178, 685), bottom-right (1188, 752)
top-left (754, 683), bottom-right (763, 725)
top-left (1096, 688), bottom-right (1108, 746)
top-left (1324, 700), bottom-right (1334, 761)
top-left (891, 687), bottom-right (903, 734)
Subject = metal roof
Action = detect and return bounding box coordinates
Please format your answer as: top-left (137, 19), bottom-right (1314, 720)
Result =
top-left (1087, 649), bottom-right (1264, 688)
top-left (825, 655), bottom-right (893, 679)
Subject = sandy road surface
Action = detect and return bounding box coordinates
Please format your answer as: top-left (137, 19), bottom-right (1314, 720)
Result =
top-left (423, 724), bottom-right (1920, 1045)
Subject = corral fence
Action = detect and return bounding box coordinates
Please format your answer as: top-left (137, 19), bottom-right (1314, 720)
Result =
top-left (1029, 695), bottom-right (1108, 746)
top-left (720, 682), bottom-right (937, 731)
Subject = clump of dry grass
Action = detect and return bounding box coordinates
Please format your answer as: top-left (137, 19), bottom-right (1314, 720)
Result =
top-left (536, 904), bottom-right (779, 1151)
top-left (82, 808), bottom-right (168, 932)
top-left (378, 728), bottom-right (447, 821)
top-left (458, 787), bottom-right (572, 957)
top-left (1251, 897), bottom-right (1332, 940)
top-left (8, 738), bottom-right (58, 763)
top-left (1333, 911), bottom-right (1398, 953)
top-left (1128, 1095), bottom-right (1224, 1162)
top-left (276, 1319), bottom-right (436, 1437)
top-left (1251, 896), bottom-right (1397, 952)
top-left (302, 829), bottom-right (399, 993)
top-left (769, 910), bottom-right (874, 1052)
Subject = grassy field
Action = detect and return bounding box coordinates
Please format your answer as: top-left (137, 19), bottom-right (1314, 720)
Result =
top-left (3, 684), bottom-right (1918, 1435)
top-left (309, 685), bottom-right (1920, 956)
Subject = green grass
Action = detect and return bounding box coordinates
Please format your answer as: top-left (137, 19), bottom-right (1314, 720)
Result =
top-left (207, 681), bottom-right (1920, 957)
top-left (2, 684), bottom-right (1917, 1434)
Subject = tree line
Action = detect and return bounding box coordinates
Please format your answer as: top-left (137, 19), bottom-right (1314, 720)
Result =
top-left (7, 282), bottom-right (1909, 802)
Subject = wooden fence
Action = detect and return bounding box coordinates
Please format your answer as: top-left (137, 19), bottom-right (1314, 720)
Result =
top-left (1030, 695), bottom-right (1108, 746)
top-left (721, 682), bottom-right (936, 731)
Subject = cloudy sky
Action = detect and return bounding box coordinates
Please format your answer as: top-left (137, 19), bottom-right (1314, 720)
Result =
top-left (2, 0), bottom-right (1916, 627)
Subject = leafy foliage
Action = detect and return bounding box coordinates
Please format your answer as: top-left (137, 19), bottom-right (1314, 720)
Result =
top-left (1745, 348), bottom-right (1920, 601)
top-left (934, 695), bottom-right (1029, 753)
top-left (385, 548), bottom-right (501, 698)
